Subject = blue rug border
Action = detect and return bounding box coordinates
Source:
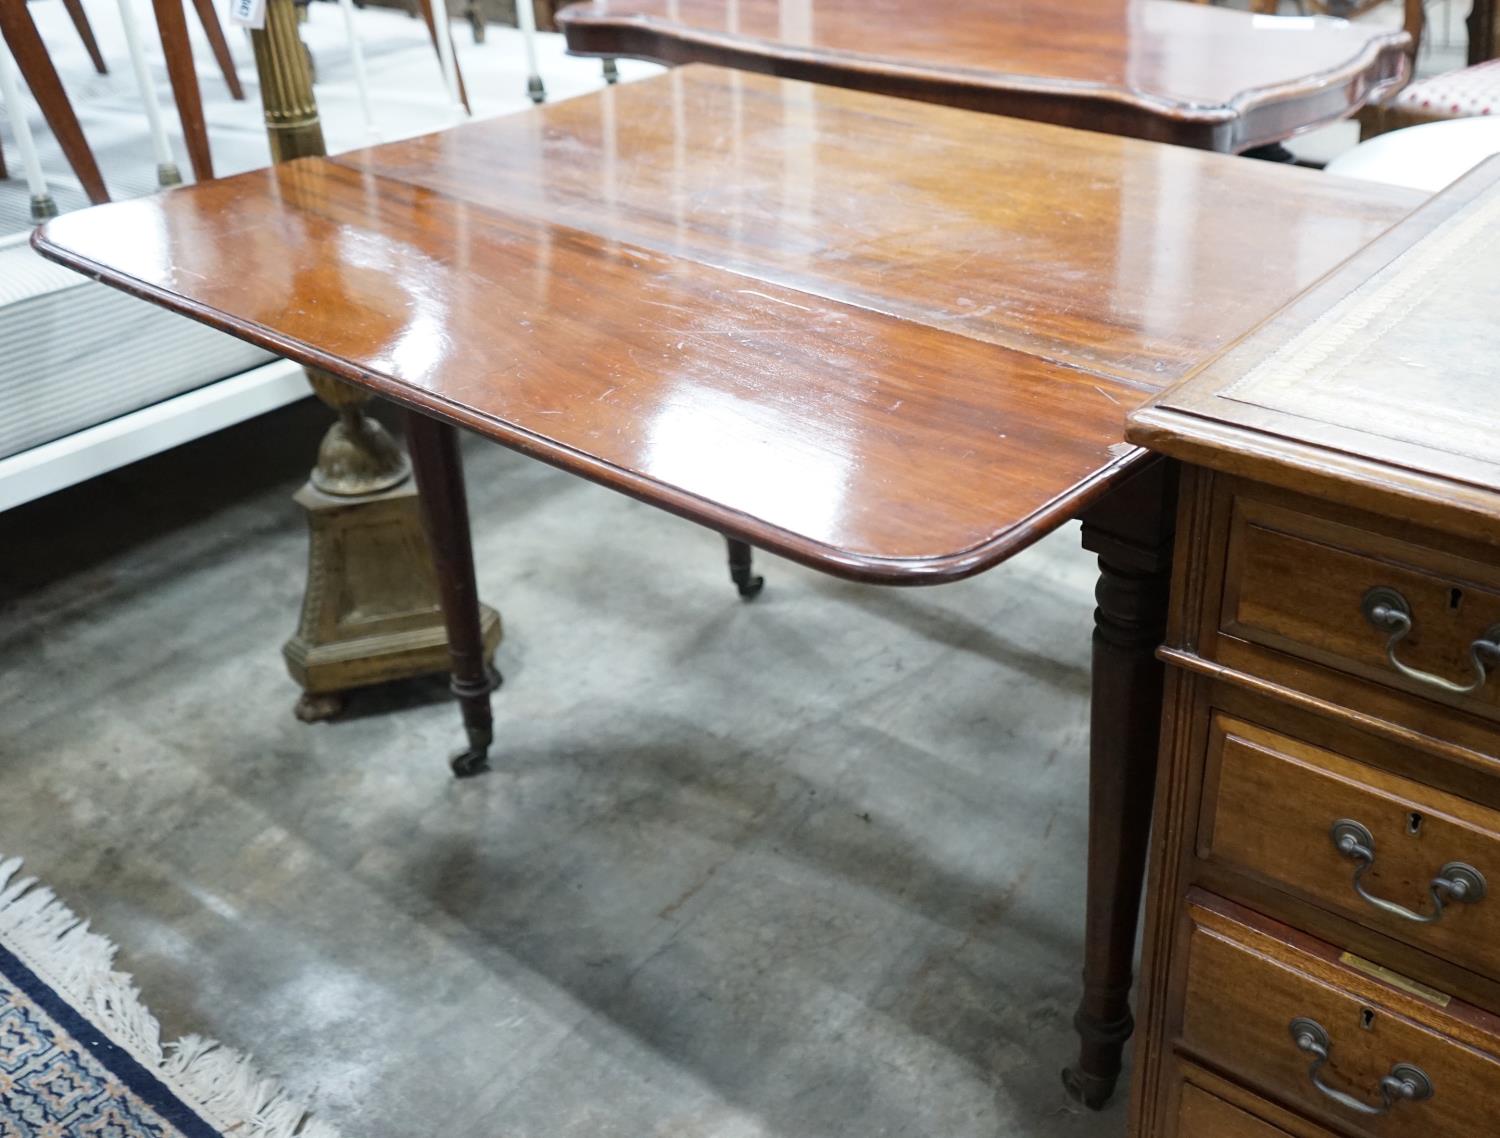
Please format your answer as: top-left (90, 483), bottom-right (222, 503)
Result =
top-left (0, 938), bottom-right (223, 1138)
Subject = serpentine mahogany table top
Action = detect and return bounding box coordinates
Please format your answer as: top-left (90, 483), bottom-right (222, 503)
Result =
top-left (33, 68), bottom-right (1422, 582)
top-left (557, 0), bottom-right (1411, 152)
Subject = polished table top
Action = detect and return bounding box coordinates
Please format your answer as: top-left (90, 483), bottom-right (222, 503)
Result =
top-left (558, 0), bottom-right (1411, 151)
top-left (34, 68), bottom-right (1421, 582)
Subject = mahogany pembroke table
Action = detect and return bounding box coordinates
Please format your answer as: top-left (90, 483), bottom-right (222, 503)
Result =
top-left (32, 68), bottom-right (1424, 1111)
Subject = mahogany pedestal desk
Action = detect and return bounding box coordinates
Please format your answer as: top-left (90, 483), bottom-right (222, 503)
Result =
top-left (32, 68), bottom-right (1423, 1114)
top-left (557, 0), bottom-right (1411, 153)
top-left (1126, 158), bottom-right (1500, 1136)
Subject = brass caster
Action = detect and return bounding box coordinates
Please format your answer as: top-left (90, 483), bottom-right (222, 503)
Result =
top-left (294, 690), bottom-right (346, 722)
top-left (727, 538), bottom-right (764, 601)
top-left (1060, 1065), bottom-right (1116, 1111)
top-left (450, 745), bottom-right (490, 778)
top-left (449, 722), bottom-right (493, 778)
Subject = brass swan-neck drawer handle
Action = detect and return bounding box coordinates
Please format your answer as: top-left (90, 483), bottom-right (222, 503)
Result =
top-left (1289, 1018), bottom-right (1433, 1116)
top-left (1362, 587), bottom-right (1500, 695)
top-left (1331, 819), bottom-right (1486, 924)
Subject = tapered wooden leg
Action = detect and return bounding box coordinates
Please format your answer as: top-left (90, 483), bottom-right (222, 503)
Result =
top-left (417, 0), bottom-right (470, 112)
top-left (61, 0), bottom-right (108, 74)
top-left (152, 0), bottom-right (213, 181)
top-left (405, 411), bottom-right (497, 778)
top-left (1064, 458), bottom-right (1177, 1109)
top-left (0, 1), bottom-right (108, 202)
top-left (189, 0), bottom-right (245, 99)
top-left (726, 537), bottom-right (764, 600)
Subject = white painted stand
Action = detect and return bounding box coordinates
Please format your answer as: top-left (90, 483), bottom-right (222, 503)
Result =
top-left (0, 357), bottom-right (311, 511)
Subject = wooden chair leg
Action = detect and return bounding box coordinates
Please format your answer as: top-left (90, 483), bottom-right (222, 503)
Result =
top-left (61, 0), bottom-right (108, 74)
top-left (1064, 458), bottom-right (1177, 1110)
top-left (0, 1), bottom-right (109, 202)
top-left (151, 0), bottom-right (213, 181)
top-left (405, 411), bottom-right (498, 778)
top-left (417, 0), bottom-right (470, 112)
top-left (188, 0), bottom-right (245, 99)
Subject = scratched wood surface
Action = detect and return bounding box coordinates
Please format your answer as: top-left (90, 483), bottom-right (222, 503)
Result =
top-left (33, 68), bottom-right (1421, 582)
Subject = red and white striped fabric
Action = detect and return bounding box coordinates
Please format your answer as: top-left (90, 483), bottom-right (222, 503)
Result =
top-left (1392, 59), bottom-right (1500, 119)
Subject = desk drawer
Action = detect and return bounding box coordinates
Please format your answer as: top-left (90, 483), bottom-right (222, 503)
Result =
top-left (1203, 715), bottom-right (1500, 982)
top-left (1180, 896), bottom-right (1500, 1138)
top-left (1220, 497), bottom-right (1500, 719)
top-left (1177, 1082), bottom-right (1331, 1138)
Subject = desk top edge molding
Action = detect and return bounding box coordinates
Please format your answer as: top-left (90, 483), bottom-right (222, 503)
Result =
top-left (29, 221), bottom-right (1152, 588)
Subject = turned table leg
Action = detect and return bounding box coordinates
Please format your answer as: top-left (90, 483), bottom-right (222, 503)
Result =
top-left (1064, 457), bottom-right (1177, 1109)
top-left (406, 411), bottom-right (499, 778)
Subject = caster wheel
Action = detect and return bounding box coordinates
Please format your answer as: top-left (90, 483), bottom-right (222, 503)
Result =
top-left (527, 76), bottom-right (546, 104)
top-left (450, 746), bottom-right (491, 778)
top-left (1060, 1065), bottom-right (1116, 1111)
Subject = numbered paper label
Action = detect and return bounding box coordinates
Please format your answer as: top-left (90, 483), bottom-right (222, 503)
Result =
top-left (228, 0), bottom-right (267, 30)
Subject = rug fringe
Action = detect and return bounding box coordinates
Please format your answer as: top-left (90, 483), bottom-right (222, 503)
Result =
top-left (0, 854), bottom-right (340, 1137)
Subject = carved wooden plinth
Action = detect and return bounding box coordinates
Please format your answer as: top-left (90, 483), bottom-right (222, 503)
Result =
top-left (282, 479), bottom-right (501, 720)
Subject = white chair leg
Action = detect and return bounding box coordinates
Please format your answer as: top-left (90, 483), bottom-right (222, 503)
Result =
top-left (115, 0), bottom-right (181, 187)
top-left (428, 0), bottom-right (467, 118)
top-left (336, 0), bottom-right (379, 140)
top-left (0, 40), bottom-right (57, 221)
top-left (516, 0), bottom-right (545, 103)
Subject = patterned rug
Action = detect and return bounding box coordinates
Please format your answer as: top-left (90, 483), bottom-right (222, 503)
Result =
top-left (0, 855), bottom-right (336, 1138)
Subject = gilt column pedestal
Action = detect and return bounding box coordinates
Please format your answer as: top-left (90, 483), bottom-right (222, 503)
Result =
top-left (283, 479), bottom-right (502, 721)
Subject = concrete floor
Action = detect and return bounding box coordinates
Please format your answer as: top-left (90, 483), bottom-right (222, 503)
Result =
top-left (0, 402), bottom-right (1119, 1136)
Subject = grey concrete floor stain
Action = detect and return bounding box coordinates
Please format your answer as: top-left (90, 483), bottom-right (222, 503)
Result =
top-left (0, 401), bottom-right (1129, 1136)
